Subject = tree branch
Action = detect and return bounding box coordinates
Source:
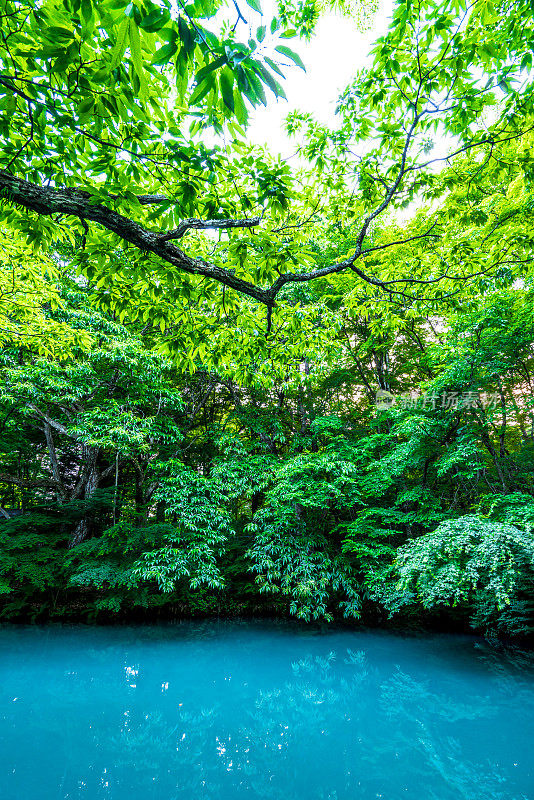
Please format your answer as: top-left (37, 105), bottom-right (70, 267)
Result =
top-left (158, 214), bottom-right (262, 241)
top-left (0, 170), bottom-right (271, 304)
top-left (0, 167), bottom-right (490, 309)
top-left (27, 404), bottom-right (69, 435)
top-left (0, 472), bottom-right (63, 490)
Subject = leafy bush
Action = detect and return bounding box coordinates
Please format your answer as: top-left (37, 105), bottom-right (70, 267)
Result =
top-left (382, 516), bottom-right (534, 635)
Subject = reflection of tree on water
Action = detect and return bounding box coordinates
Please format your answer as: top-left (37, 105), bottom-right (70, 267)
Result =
top-left (1, 628), bottom-right (534, 800)
top-left (101, 650), bottom-right (534, 799)
top-left (378, 671), bottom-right (499, 800)
top-left (222, 656), bottom-right (514, 800)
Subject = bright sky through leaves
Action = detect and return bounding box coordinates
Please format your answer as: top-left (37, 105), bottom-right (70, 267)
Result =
top-left (247, 0), bottom-right (392, 156)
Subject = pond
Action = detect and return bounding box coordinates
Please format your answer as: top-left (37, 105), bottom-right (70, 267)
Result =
top-left (0, 620), bottom-right (533, 800)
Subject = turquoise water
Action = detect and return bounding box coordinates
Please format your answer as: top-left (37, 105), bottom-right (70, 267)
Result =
top-left (0, 622), bottom-right (533, 800)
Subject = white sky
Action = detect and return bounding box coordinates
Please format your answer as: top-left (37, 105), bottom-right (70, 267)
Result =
top-left (246, 0), bottom-right (393, 157)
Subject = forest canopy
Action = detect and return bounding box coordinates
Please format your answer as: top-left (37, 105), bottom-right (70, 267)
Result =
top-left (1, 0), bottom-right (534, 636)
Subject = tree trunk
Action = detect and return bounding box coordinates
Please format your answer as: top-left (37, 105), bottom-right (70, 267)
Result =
top-left (69, 446), bottom-right (100, 547)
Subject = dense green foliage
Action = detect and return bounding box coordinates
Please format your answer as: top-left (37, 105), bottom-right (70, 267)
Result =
top-left (2, 0), bottom-right (534, 638)
top-left (2, 274), bottom-right (534, 636)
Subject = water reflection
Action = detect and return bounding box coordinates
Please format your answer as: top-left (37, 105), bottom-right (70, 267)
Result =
top-left (0, 622), bottom-right (533, 800)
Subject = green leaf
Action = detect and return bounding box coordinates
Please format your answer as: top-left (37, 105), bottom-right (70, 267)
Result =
top-left (151, 40), bottom-right (178, 65)
top-left (194, 55), bottom-right (226, 85)
top-left (110, 17), bottom-right (130, 70)
top-left (51, 51), bottom-right (72, 73)
top-left (252, 62), bottom-right (286, 99)
top-left (77, 97), bottom-right (94, 115)
top-left (264, 56), bottom-right (284, 77)
top-left (189, 75), bottom-right (215, 105)
top-left (245, 0), bottom-right (262, 12)
top-left (46, 26), bottom-right (74, 40)
top-left (81, 0), bottom-right (93, 26)
top-left (178, 17), bottom-right (195, 52)
top-left (128, 19), bottom-right (147, 99)
top-left (274, 44), bottom-right (305, 70)
top-left (244, 67), bottom-right (267, 105)
top-left (139, 8), bottom-right (171, 31)
top-left (220, 68), bottom-right (234, 112)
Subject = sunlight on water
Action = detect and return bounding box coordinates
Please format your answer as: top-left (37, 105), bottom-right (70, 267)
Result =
top-left (0, 621), bottom-right (533, 799)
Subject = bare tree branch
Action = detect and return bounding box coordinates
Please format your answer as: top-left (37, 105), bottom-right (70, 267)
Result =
top-left (158, 214), bottom-right (262, 241)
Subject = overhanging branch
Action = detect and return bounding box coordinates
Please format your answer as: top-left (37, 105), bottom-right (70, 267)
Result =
top-left (0, 170), bottom-right (271, 305)
top-left (0, 169), bottom-right (473, 309)
top-left (158, 214), bottom-right (262, 241)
